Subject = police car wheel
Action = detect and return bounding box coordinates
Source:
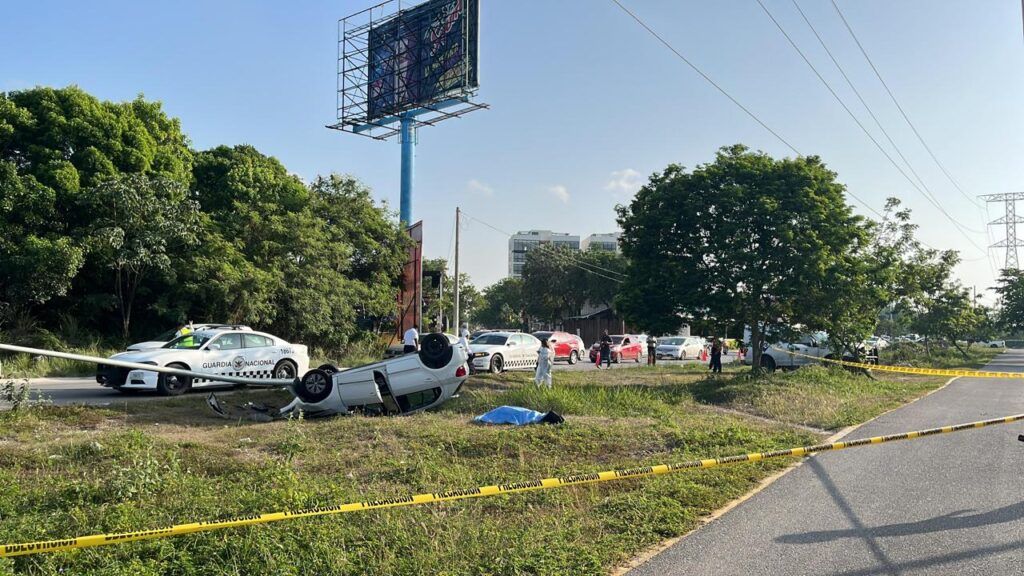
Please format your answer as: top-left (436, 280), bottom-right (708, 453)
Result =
top-left (418, 333), bottom-right (454, 370)
top-left (317, 363), bottom-right (341, 375)
top-left (296, 369), bottom-right (333, 404)
top-left (489, 354), bottom-right (504, 374)
top-left (157, 363), bottom-right (192, 396)
top-left (273, 359), bottom-right (298, 380)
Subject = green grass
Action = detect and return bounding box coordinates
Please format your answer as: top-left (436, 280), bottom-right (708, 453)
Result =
top-left (880, 343), bottom-right (1001, 370)
top-left (0, 350), bottom-right (999, 575)
top-left (0, 343), bottom-right (120, 379)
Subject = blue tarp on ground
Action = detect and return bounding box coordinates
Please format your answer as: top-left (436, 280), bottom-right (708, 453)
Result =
top-left (474, 406), bottom-right (548, 426)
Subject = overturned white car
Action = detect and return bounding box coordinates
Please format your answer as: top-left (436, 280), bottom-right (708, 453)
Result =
top-left (97, 327), bottom-right (310, 395)
top-left (286, 333), bottom-right (470, 416)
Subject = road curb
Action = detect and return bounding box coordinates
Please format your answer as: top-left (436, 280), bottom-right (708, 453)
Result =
top-left (612, 373), bottom-right (961, 576)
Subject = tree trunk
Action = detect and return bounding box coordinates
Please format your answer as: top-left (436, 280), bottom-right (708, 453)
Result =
top-left (950, 338), bottom-right (968, 359)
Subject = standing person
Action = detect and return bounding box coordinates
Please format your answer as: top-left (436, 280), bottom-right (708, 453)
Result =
top-left (647, 335), bottom-right (658, 366)
top-left (535, 338), bottom-right (554, 388)
top-left (177, 321), bottom-right (195, 348)
top-left (457, 323), bottom-right (471, 353)
top-left (402, 325), bottom-right (419, 354)
top-left (599, 329), bottom-right (613, 369)
top-left (710, 337), bottom-right (723, 373)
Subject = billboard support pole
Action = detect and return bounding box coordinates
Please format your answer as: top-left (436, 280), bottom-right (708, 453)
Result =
top-left (399, 112), bottom-right (416, 224)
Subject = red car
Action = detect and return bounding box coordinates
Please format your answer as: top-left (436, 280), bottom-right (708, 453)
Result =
top-left (532, 331), bottom-right (586, 364)
top-left (589, 335), bottom-right (643, 363)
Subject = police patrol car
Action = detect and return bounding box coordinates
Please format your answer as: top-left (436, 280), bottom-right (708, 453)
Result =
top-left (96, 327), bottom-right (309, 395)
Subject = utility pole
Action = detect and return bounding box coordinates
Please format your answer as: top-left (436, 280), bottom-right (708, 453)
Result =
top-left (453, 207), bottom-right (461, 332)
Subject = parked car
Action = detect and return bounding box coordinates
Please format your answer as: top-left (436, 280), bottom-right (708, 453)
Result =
top-left (750, 332), bottom-right (831, 372)
top-left (589, 335), bottom-right (643, 363)
top-left (532, 331), bottom-right (586, 364)
top-left (97, 327), bottom-right (308, 395)
top-left (469, 331), bottom-right (542, 373)
top-left (980, 340), bottom-right (1006, 348)
top-left (895, 333), bottom-right (923, 343)
top-left (125, 324), bottom-right (252, 351)
top-left (656, 336), bottom-right (705, 360)
top-left (864, 335), bottom-right (890, 349)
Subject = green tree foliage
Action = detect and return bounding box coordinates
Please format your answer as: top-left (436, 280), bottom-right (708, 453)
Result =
top-left (994, 269), bottom-right (1024, 334)
top-left (520, 246), bottom-right (626, 324)
top-left (475, 277), bottom-right (527, 330)
top-left (910, 283), bottom-right (984, 357)
top-left (85, 174), bottom-right (200, 339)
top-left (616, 145), bottom-right (874, 369)
top-left (0, 87), bottom-right (408, 353)
top-left (0, 87), bottom-right (192, 315)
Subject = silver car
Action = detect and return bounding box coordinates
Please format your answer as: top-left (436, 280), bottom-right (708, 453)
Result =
top-left (655, 336), bottom-right (705, 360)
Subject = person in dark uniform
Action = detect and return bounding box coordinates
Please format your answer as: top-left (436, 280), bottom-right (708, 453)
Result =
top-left (599, 330), bottom-right (613, 369)
top-left (647, 335), bottom-right (658, 366)
top-left (710, 338), bottom-right (723, 374)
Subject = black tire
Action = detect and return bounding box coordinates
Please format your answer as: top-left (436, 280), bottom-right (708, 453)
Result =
top-left (568, 350), bottom-right (579, 365)
top-left (295, 369), bottom-right (333, 404)
top-left (681, 351), bottom-right (687, 360)
top-left (317, 363), bottom-right (341, 375)
top-left (489, 354), bottom-right (504, 374)
top-left (760, 355), bottom-right (777, 373)
top-left (418, 333), bottom-right (454, 370)
top-left (273, 359), bottom-right (298, 380)
top-left (156, 363), bottom-right (192, 396)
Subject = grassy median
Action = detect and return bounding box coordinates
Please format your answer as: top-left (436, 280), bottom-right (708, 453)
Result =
top-left (0, 354), bottom-right (1001, 575)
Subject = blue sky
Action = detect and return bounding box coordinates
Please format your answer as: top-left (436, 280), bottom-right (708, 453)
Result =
top-left (2, 0), bottom-right (1022, 299)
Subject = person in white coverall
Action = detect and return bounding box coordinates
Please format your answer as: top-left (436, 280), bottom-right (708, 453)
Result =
top-left (535, 338), bottom-right (554, 388)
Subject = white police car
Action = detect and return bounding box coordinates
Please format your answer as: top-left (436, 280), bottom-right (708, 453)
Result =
top-left (96, 328), bottom-right (309, 395)
top-left (468, 331), bottom-right (541, 374)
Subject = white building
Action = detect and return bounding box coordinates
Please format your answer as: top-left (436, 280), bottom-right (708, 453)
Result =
top-left (508, 230), bottom-right (580, 278)
top-left (581, 232), bottom-right (620, 253)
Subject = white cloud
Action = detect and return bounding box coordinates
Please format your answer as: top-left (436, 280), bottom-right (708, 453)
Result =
top-left (548, 185), bottom-right (570, 204)
top-left (466, 179), bottom-right (494, 196)
top-left (605, 168), bottom-right (643, 196)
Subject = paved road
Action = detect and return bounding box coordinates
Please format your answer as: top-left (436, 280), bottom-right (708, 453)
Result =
top-left (553, 351), bottom-right (739, 372)
top-left (629, 349), bottom-right (1024, 576)
top-left (2, 376), bottom-right (235, 407)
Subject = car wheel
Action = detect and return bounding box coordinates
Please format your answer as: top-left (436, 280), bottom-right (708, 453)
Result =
top-left (489, 354), bottom-right (504, 374)
top-left (568, 350), bottom-right (579, 365)
top-left (419, 333), bottom-right (454, 369)
top-left (273, 359), bottom-right (298, 380)
top-left (295, 369), bottom-right (333, 404)
top-left (760, 356), bottom-right (776, 373)
top-left (317, 363), bottom-right (341, 375)
top-left (157, 363), bottom-right (192, 396)
top-left (681, 351), bottom-right (687, 360)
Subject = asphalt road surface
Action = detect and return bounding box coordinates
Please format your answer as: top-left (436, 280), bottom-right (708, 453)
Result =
top-left (628, 349), bottom-right (1024, 576)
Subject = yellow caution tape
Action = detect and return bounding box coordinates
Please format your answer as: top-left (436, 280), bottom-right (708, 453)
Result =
top-left (771, 347), bottom-right (1022, 378)
top-left (3, 412), bottom-right (1023, 558)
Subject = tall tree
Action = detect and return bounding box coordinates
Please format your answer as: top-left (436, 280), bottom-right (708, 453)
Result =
top-left (616, 145), bottom-right (873, 369)
top-left (85, 175), bottom-right (200, 339)
top-left (994, 269), bottom-right (1024, 334)
top-left (910, 283), bottom-right (983, 358)
top-left (475, 278), bottom-right (527, 330)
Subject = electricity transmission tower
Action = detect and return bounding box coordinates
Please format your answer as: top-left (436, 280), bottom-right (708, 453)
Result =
top-left (980, 192), bottom-right (1024, 270)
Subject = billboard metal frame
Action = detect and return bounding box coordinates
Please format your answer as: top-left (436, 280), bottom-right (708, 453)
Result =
top-left (329, 0), bottom-right (487, 141)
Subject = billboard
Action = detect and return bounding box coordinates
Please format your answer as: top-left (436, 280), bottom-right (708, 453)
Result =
top-left (367, 0), bottom-right (479, 121)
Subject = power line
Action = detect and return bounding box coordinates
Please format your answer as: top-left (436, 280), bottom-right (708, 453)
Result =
top-left (830, 0), bottom-right (983, 210)
top-left (610, 0), bottom-right (885, 221)
top-left (754, 0), bottom-right (986, 252)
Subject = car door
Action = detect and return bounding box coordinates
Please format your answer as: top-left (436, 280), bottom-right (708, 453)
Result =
top-left (242, 333), bottom-right (279, 380)
top-left (522, 334), bottom-right (541, 368)
top-left (201, 332), bottom-right (244, 384)
top-left (620, 337), bottom-right (633, 360)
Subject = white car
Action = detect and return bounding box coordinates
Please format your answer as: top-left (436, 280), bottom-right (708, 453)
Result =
top-left (655, 336), bottom-right (705, 360)
top-left (980, 340), bottom-right (1006, 348)
top-left (97, 328), bottom-right (309, 395)
top-left (863, 335), bottom-right (890, 350)
top-left (287, 333), bottom-right (470, 416)
top-left (469, 331), bottom-right (541, 373)
top-left (751, 332), bottom-right (831, 371)
top-left (126, 324), bottom-right (252, 351)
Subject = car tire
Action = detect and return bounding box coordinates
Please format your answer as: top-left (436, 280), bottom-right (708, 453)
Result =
top-left (568, 350), bottom-right (579, 365)
top-left (317, 363), bottom-right (341, 375)
top-left (489, 354), bottom-right (504, 374)
top-left (760, 356), bottom-right (776, 373)
top-left (419, 333), bottom-right (454, 370)
top-left (273, 359), bottom-right (298, 381)
top-left (681, 351), bottom-right (687, 360)
top-left (295, 369), bottom-right (333, 404)
top-left (156, 363), bottom-right (192, 396)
